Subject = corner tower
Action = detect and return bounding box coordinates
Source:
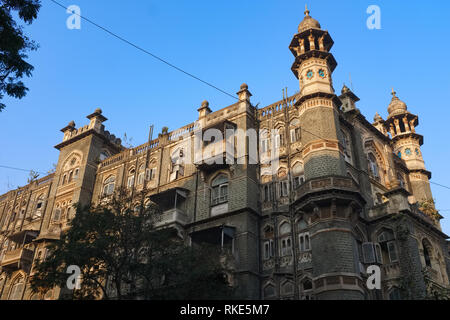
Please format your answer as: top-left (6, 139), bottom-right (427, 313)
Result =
top-left (385, 89), bottom-right (433, 202)
top-left (289, 7), bottom-right (366, 300)
top-left (290, 6), bottom-right (345, 179)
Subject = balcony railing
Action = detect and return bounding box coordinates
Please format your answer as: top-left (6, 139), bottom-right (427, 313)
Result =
top-left (154, 208), bottom-right (188, 228)
top-left (0, 248), bottom-right (34, 270)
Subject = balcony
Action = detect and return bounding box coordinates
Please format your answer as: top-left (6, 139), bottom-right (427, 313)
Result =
top-left (0, 248), bottom-right (34, 271)
top-left (150, 188), bottom-right (189, 228)
top-left (154, 208), bottom-right (188, 227)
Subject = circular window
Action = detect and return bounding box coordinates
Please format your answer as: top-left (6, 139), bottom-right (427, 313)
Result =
top-left (415, 148), bottom-right (420, 156)
top-left (306, 70), bottom-right (314, 80)
top-left (405, 148), bottom-right (412, 156)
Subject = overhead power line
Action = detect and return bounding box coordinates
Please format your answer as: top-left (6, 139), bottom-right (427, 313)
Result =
top-left (0, 165), bottom-right (48, 175)
top-left (42, 0), bottom-right (450, 193)
top-left (48, 0), bottom-right (238, 101)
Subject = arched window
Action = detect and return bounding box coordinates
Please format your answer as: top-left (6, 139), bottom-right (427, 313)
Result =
top-left (300, 279), bottom-right (313, 300)
top-left (33, 194), bottom-right (44, 220)
top-left (292, 163), bottom-right (305, 189)
top-left (377, 229), bottom-right (398, 263)
top-left (274, 128), bottom-right (285, 149)
top-left (211, 174), bottom-right (228, 205)
top-left (422, 239), bottom-right (433, 268)
top-left (279, 222), bottom-right (292, 257)
top-left (8, 276), bottom-right (24, 300)
top-left (290, 119), bottom-right (301, 143)
top-left (299, 232), bottom-right (311, 252)
top-left (103, 176), bottom-right (115, 196)
top-left (127, 169), bottom-right (135, 188)
top-left (260, 129), bottom-right (270, 153)
top-left (368, 153), bottom-right (380, 180)
top-left (137, 165), bottom-right (145, 185)
top-left (169, 148), bottom-right (185, 181)
top-left (263, 225), bottom-right (274, 260)
top-left (74, 168), bottom-right (79, 180)
top-left (263, 184), bottom-right (272, 202)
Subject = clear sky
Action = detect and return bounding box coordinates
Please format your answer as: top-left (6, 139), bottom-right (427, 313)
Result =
top-left (1, 0), bottom-right (449, 234)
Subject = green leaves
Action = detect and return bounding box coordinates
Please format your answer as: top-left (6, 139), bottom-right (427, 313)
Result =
top-left (30, 190), bottom-right (235, 300)
top-left (0, 0), bottom-right (41, 111)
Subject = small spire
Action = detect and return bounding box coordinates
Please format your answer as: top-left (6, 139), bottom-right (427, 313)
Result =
top-left (304, 4), bottom-right (310, 16)
top-left (341, 83), bottom-right (350, 94)
top-left (391, 88), bottom-right (397, 97)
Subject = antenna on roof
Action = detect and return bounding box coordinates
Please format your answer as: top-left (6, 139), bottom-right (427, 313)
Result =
top-left (349, 73), bottom-right (354, 91)
top-left (148, 125), bottom-right (154, 143)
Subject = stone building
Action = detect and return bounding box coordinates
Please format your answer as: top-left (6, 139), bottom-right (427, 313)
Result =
top-left (0, 8), bottom-right (449, 300)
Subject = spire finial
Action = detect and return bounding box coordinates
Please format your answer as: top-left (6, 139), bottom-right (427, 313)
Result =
top-left (391, 88), bottom-right (397, 97)
top-left (304, 4), bottom-right (310, 16)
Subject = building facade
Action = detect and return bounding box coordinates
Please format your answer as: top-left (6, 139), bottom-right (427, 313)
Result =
top-left (0, 9), bottom-right (449, 300)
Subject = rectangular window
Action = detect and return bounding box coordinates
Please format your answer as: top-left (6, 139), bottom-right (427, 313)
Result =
top-left (137, 172), bottom-right (145, 185)
top-left (281, 181), bottom-right (289, 197)
top-left (263, 185), bottom-right (272, 202)
top-left (146, 168), bottom-right (156, 181)
top-left (53, 209), bottom-right (61, 222)
top-left (212, 185), bottom-right (228, 206)
top-left (263, 240), bottom-right (274, 259)
top-left (127, 176), bottom-right (135, 188)
top-left (299, 233), bottom-right (311, 252)
top-left (290, 129), bottom-right (296, 143)
top-left (291, 128), bottom-right (301, 142)
top-left (293, 176), bottom-right (305, 189)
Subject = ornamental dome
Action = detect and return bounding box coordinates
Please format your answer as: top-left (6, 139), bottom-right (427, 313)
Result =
top-left (298, 5), bottom-right (321, 33)
top-left (387, 89), bottom-right (408, 117)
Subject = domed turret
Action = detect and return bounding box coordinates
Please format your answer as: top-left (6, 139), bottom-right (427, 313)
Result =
top-left (388, 89), bottom-right (408, 118)
top-left (298, 5), bottom-right (321, 33)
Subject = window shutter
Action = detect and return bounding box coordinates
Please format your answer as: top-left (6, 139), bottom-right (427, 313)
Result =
top-left (362, 242), bottom-right (376, 264)
top-left (387, 242), bottom-right (398, 263)
top-left (375, 243), bottom-right (383, 264)
top-left (290, 129), bottom-right (296, 143)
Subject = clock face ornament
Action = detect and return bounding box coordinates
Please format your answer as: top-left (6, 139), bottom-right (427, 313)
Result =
top-left (318, 69), bottom-right (326, 78)
top-left (306, 70), bottom-right (314, 80)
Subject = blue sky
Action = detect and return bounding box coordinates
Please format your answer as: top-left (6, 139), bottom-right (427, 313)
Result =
top-left (0, 0), bottom-right (449, 233)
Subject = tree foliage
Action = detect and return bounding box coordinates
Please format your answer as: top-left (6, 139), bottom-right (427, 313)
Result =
top-left (0, 0), bottom-right (41, 111)
top-left (30, 189), bottom-right (235, 300)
